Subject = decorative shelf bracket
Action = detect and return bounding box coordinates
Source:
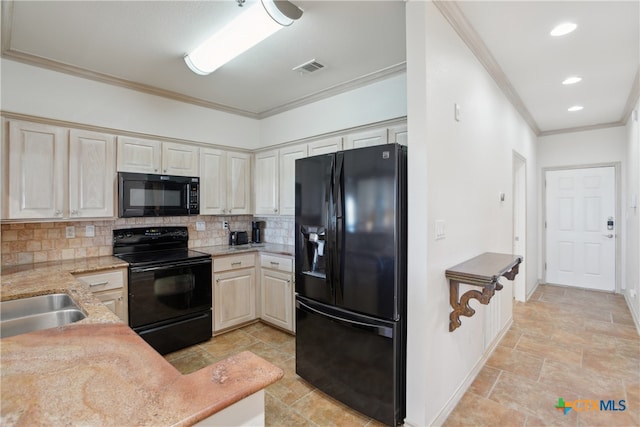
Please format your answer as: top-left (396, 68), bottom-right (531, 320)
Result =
top-left (446, 253), bottom-right (523, 332)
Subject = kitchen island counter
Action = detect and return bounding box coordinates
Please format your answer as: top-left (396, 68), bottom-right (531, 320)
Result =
top-left (0, 256), bottom-right (283, 426)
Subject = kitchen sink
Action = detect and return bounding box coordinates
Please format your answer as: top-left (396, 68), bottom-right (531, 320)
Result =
top-left (0, 293), bottom-right (86, 338)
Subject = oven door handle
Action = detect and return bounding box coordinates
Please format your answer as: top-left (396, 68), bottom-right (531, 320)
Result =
top-left (130, 258), bottom-right (211, 273)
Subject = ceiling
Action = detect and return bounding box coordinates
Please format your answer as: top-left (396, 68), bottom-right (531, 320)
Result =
top-left (1, 1), bottom-right (638, 136)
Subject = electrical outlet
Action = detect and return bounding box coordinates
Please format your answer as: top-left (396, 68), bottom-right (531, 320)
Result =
top-left (196, 221), bottom-right (205, 231)
top-left (85, 225), bottom-right (95, 237)
top-left (65, 226), bottom-right (75, 239)
top-left (223, 221), bottom-right (229, 230)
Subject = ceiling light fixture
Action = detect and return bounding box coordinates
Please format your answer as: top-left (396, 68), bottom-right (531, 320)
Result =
top-left (562, 76), bottom-right (582, 85)
top-left (568, 105), bottom-right (584, 112)
top-left (550, 22), bottom-right (577, 37)
top-left (184, 0), bottom-right (303, 75)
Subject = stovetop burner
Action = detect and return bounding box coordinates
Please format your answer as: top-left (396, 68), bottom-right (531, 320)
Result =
top-left (112, 226), bottom-right (210, 267)
top-left (115, 248), bottom-right (210, 267)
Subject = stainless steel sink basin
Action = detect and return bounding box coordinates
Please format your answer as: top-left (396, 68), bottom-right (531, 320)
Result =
top-left (0, 293), bottom-right (87, 338)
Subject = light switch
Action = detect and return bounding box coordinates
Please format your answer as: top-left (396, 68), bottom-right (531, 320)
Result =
top-left (196, 221), bottom-right (206, 231)
top-left (435, 220), bottom-right (446, 240)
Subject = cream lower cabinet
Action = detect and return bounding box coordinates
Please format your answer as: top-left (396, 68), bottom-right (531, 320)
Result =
top-left (259, 254), bottom-right (294, 332)
top-left (213, 254), bottom-right (257, 333)
top-left (73, 268), bottom-right (128, 323)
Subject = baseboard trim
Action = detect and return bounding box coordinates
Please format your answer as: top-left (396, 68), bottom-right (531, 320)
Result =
top-left (526, 280), bottom-right (541, 301)
top-left (623, 292), bottom-right (640, 335)
top-left (428, 318), bottom-right (513, 426)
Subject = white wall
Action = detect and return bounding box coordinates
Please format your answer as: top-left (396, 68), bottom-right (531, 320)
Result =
top-left (537, 126), bottom-right (627, 284)
top-left (258, 74), bottom-right (407, 147)
top-left (0, 59), bottom-right (260, 149)
top-left (405, 2), bottom-right (538, 426)
top-left (624, 101), bottom-right (640, 327)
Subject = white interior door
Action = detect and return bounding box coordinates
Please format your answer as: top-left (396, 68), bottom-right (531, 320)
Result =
top-left (545, 167), bottom-right (616, 291)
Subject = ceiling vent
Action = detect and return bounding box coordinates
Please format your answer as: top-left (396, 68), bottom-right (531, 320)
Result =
top-left (293, 59), bottom-right (325, 74)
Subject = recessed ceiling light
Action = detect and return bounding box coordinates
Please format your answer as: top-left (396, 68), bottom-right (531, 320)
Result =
top-left (550, 22), bottom-right (577, 37)
top-left (562, 76), bottom-right (582, 85)
top-left (568, 105), bottom-right (584, 112)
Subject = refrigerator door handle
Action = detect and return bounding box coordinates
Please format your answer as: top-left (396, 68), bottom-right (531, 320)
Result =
top-left (296, 299), bottom-right (393, 338)
top-left (333, 152), bottom-right (344, 301)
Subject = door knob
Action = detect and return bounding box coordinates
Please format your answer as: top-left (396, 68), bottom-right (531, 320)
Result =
top-left (603, 234), bottom-right (614, 238)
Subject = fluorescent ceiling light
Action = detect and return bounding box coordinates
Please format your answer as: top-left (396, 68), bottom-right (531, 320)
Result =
top-left (568, 105), bottom-right (584, 112)
top-left (185, 0), bottom-right (303, 75)
top-left (550, 22), bottom-right (577, 37)
top-left (562, 76), bottom-right (582, 85)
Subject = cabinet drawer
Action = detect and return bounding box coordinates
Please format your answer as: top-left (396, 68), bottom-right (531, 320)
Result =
top-left (74, 269), bottom-right (125, 293)
top-left (260, 254), bottom-right (293, 273)
top-left (214, 254), bottom-right (256, 272)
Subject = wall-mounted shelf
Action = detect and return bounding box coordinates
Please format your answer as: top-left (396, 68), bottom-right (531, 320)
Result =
top-left (446, 252), bottom-right (522, 332)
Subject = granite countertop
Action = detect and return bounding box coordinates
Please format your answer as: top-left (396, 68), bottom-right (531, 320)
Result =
top-left (0, 255), bottom-right (284, 426)
top-left (195, 243), bottom-right (294, 257)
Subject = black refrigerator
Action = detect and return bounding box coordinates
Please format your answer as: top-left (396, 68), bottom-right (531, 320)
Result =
top-left (295, 143), bottom-right (407, 426)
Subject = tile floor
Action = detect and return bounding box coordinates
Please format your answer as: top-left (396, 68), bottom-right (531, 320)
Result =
top-left (165, 284), bottom-right (639, 427)
top-left (444, 284), bottom-right (639, 427)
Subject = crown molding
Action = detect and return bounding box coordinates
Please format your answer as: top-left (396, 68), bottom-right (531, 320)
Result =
top-left (257, 63), bottom-right (407, 119)
top-left (433, 1), bottom-right (541, 136)
top-left (622, 67), bottom-right (640, 123)
top-left (538, 121), bottom-right (626, 137)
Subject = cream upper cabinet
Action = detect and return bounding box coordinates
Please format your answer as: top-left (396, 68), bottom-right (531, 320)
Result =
top-left (117, 137), bottom-right (199, 176)
top-left (279, 144), bottom-right (307, 216)
top-left (254, 150), bottom-right (279, 215)
top-left (69, 129), bottom-right (116, 218)
top-left (7, 121), bottom-right (66, 219)
top-left (116, 136), bottom-right (161, 174)
top-left (162, 142), bottom-right (199, 176)
top-left (343, 128), bottom-right (388, 150)
top-left (308, 136), bottom-right (343, 156)
top-left (388, 124), bottom-right (408, 146)
top-left (200, 149), bottom-right (251, 215)
top-left (226, 151), bottom-right (252, 214)
top-left (200, 148), bottom-right (227, 215)
top-left (5, 121), bottom-right (115, 220)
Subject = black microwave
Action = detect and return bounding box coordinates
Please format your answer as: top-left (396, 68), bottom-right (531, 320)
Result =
top-left (118, 172), bottom-right (200, 217)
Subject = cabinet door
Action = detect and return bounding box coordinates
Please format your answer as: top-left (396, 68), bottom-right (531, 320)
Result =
top-left (162, 142), bottom-right (199, 176)
top-left (308, 136), bottom-right (343, 156)
top-left (7, 121), bottom-right (66, 219)
top-left (226, 151), bottom-right (251, 214)
top-left (116, 136), bottom-right (162, 173)
top-left (260, 268), bottom-right (293, 332)
top-left (343, 128), bottom-right (388, 150)
top-left (254, 150), bottom-right (279, 215)
top-left (279, 144), bottom-right (307, 216)
top-left (388, 124), bottom-right (408, 146)
top-left (214, 268), bottom-right (256, 332)
top-left (69, 130), bottom-right (116, 218)
top-left (94, 289), bottom-right (127, 323)
top-left (200, 148), bottom-right (227, 215)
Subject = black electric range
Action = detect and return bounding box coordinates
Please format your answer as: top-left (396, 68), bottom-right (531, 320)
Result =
top-left (113, 226), bottom-right (212, 355)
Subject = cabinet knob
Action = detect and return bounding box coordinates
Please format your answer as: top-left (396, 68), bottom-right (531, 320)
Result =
top-left (154, 168), bottom-right (158, 172)
top-left (55, 210), bottom-right (62, 216)
top-left (71, 209), bottom-right (78, 216)
top-left (274, 208), bottom-right (278, 212)
top-left (163, 169), bottom-right (167, 173)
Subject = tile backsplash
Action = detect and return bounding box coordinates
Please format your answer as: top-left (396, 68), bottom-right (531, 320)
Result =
top-left (1, 215), bottom-right (294, 266)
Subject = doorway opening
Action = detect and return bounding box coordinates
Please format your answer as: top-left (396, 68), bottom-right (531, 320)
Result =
top-left (512, 152), bottom-right (527, 301)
